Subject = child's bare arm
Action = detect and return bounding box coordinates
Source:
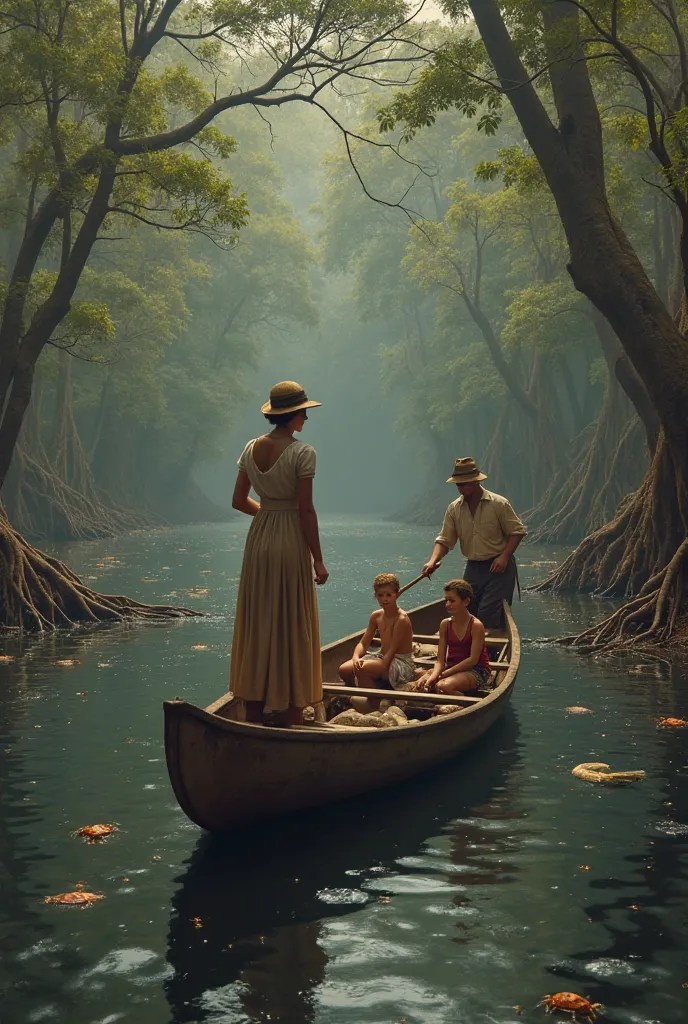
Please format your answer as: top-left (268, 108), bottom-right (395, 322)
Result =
top-left (353, 614), bottom-right (378, 669)
top-left (418, 621), bottom-right (447, 690)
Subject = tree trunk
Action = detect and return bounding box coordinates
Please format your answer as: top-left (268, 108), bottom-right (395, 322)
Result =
top-left (469, 0), bottom-right (688, 646)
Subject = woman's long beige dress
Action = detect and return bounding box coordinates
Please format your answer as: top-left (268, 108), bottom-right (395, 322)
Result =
top-left (229, 438), bottom-right (322, 713)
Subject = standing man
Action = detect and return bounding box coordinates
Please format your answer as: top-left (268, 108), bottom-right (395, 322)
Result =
top-left (422, 457), bottom-right (527, 631)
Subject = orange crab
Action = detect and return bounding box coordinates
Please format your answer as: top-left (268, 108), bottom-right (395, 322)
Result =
top-left (539, 993), bottom-right (603, 1022)
top-left (74, 823), bottom-right (117, 843)
top-left (44, 891), bottom-right (104, 906)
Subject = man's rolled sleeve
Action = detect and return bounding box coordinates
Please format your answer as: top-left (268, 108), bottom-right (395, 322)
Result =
top-left (498, 499), bottom-right (527, 537)
top-left (435, 505), bottom-right (458, 550)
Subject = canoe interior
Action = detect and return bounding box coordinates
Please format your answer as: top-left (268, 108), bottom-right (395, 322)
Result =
top-left (163, 599), bottom-right (520, 831)
top-left (208, 597), bottom-right (512, 722)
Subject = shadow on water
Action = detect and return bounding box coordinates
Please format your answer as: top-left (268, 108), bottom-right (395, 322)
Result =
top-left (164, 711), bottom-right (523, 1023)
top-left (0, 667), bottom-right (66, 1021)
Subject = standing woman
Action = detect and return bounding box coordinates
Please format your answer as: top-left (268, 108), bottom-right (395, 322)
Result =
top-left (230, 381), bottom-right (328, 726)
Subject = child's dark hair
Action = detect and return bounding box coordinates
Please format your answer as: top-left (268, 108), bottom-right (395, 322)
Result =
top-left (373, 572), bottom-right (400, 592)
top-left (264, 411), bottom-right (302, 426)
top-left (444, 578), bottom-right (473, 601)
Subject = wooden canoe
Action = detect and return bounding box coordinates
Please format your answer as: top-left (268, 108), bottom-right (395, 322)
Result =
top-left (163, 598), bottom-right (520, 832)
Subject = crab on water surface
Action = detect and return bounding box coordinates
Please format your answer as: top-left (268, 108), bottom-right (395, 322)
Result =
top-left (74, 823), bottom-right (117, 842)
top-left (539, 993), bottom-right (603, 1022)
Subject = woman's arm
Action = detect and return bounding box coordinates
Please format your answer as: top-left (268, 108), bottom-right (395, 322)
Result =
top-left (440, 619), bottom-right (485, 677)
top-left (232, 471), bottom-right (260, 516)
top-left (297, 477), bottom-right (328, 584)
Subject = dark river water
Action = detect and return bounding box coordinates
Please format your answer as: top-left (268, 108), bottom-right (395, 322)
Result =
top-left (1, 516), bottom-right (687, 1024)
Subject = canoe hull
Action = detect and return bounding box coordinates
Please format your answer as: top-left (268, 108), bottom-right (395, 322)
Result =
top-left (164, 600), bottom-right (519, 832)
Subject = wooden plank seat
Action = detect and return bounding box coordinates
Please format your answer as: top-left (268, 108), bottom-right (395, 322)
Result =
top-left (413, 633), bottom-right (508, 646)
top-left (413, 654), bottom-right (509, 670)
top-left (322, 683), bottom-right (482, 706)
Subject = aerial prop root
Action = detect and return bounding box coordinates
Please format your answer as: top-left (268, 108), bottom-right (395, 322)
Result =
top-left (0, 507), bottom-right (199, 630)
top-left (555, 537), bottom-right (688, 651)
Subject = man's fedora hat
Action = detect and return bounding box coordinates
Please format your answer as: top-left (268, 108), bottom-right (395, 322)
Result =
top-left (447, 456), bottom-right (487, 484)
top-left (261, 381), bottom-right (322, 416)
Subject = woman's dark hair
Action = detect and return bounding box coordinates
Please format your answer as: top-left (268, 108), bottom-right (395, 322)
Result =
top-left (265, 410), bottom-right (302, 426)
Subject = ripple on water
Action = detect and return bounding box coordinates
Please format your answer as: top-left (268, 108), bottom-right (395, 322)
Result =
top-left (584, 958), bottom-right (636, 978)
top-left (316, 887), bottom-right (369, 905)
top-left (654, 819), bottom-right (688, 837)
top-left (84, 947), bottom-right (172, 988)
top-left (365, 874), bottom-right (461, 895)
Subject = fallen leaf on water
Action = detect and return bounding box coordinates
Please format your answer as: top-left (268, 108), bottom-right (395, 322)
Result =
top-left (122, 877), bottom-right (129, 883)
top-left (95, 562), bottom-right (105, 567)
top-left (105, 556), bottom-right (117, 561)
top-left (0, 655), bottom-right (14, 662)
top-left (45, 891), bottom-right (103, 906)
top-left (657, 717), bottom-right (688, 728)
top-left (191, 645), bottom-right (208, 650)
top-left (55, 660), bottom-right (78, 667)
top-left (578, 865), bottom-right (590, 871)
top-left (151, 855), bottom-right (162, 862)
top-left (192, 917), bottom-right (202, 929)
top-left (200, 570), bottom-right (213, 574)
top-left (566, 706), bottom-right (593, 714)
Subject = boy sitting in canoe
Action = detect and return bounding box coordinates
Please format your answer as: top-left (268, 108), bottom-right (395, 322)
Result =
top-left (415, 579), bottom-right (491, 695)
top-left (339, 573), bottom-right (416, 710)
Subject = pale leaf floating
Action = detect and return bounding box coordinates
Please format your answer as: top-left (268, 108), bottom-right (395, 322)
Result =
top-left (572, 762), bottom-right (645, 784)
top-left (191, 645), bottom-right (208, 650)
top-left (657, 716), bottom-right (688, 728)
top-left (566, 706), bottom-right (593, 714)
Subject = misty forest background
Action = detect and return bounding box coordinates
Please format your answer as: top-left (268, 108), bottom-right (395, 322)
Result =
top-left (2, 0), bottom-right (686, 644)
top-left (2, 18), bottom-right (651, 533)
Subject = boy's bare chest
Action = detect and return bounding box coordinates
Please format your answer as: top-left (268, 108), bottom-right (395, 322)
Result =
top-left (376, 613), bottom-right (398, 644)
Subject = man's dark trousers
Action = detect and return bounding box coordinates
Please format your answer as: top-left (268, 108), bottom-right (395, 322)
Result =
top-left (463, 557), bottom-right (517, 630)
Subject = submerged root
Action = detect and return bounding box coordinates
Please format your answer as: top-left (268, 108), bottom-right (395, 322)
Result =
top-left (0, 506), bottom-right (199, 630)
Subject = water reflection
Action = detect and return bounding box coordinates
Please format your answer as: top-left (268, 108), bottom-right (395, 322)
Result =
top-left (165, 713), bottom-right (522, 1023)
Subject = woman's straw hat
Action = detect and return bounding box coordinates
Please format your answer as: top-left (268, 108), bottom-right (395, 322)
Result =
top-left (261, 381), bottom-right (322, 416)
top-left (447, 456), bottom-right (487, 483)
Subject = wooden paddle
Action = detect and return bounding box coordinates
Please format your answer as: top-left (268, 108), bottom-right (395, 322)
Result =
top-left (398, 569), bottom-right (438, 597)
